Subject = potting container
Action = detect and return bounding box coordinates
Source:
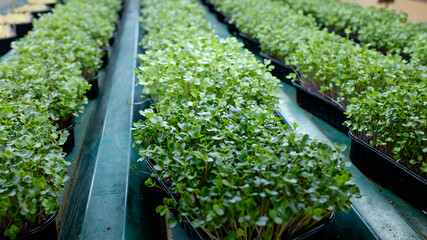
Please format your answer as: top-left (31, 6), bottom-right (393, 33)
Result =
top-left (16, 212), bottom-right (58, 240)
top-left (238, 31), bottom-right (261, 54)
top-left (146, 160), bottom-right (335, 240)
top-left (204, 0), bottom-right (215, 13)
top-left (224, 17), bottom-right (239, 35)
top-left (348, 131), bottom-right (427, 212)
top-left (213, 7), bottom-right (226, 23)
top-left (15, 21), bottom-right (33, 38)
top-left (288, 212), bottom-right (335, 240)
top-left (325, 26), bottom-right (360, 43)
top-left (60, 120), bottom-right (76, 155)
top-left (109, 31), bottom-right (116, 46)
top-left (47, 2), bottom-right (59, 9)
top-left (293, 81), bottom-right (348, 133)
top-left (275, 110), bottom-right (289, 126)
top-left (0, 35), bottom-right (16, 55)
top-left (206, 3), bottom-right (227, 24)
top-left (202, 1), bottom-right (227, 24)
top-left (200, 0), bottom-right (210, 6)
top-left (101, 46), bottom-right (110, 68)
top-left (86, 73), bottom-right (100, 100)
top-left (259, 52), bottom-right (296, 85)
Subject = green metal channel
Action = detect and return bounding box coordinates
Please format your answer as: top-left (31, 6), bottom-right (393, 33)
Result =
top-left (125, 7), bottom-right (167, 240)
top-left (77, 0), bottom-right (142, 238)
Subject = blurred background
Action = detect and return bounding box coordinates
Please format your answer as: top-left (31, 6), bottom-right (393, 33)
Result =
top-left (344, 0), bottom-right (427, 22)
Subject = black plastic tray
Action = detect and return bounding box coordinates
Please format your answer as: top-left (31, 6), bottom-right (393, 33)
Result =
top-left (15, 22), bottom-right (33, 38)
top-left (200, 0), bottom-right (238, 34)
top-left (224, 16), bottom-right (239, 35)
top-left (200, 1), bottom-right (226, 24)
top-left (238, 32), bottom-right (261, 54)
top-left (275, 110), bottom-right (290, 127)
top-left (348, 131), bottom-right (427, 212)
top-left (60, 120), bottom-right (76, 155)
top-left (145, 159), bottom-right (335, 240)
top-left (47, 2), bottom-right (58, 9)
top-left (213, 7), bottom-right (226, 23)
top-left (0, 35), bottom-right (15, 55)
top-left (293, 82), bottom-right (348, 133)
top-left (86, 73), bottom-right (100, 100)
top-left (325, 26), bottom-right (360, 44)
top-left (206, 0), bottom-right (215, 13)
top-left (100, 46), bottom-right (110, 69)
top-left (259, 52), bottom-right (296, 85)
top-left (145, 161), bottom-right (208, 240)
top-left (17, 212), bottom-right (58, 240)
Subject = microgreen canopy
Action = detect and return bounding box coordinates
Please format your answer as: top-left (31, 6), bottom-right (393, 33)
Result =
top-left (134, 0), bottom-right (360, 239)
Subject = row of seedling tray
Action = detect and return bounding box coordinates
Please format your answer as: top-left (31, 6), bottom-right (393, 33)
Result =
top-left (0, 0), bottom-right (124, 239)
top-left (202, 0), bottom-right (427, 214)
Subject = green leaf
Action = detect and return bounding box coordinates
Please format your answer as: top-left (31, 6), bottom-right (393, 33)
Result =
top-left (145, 178), bottom-right (156, 188)
top-left (167, 216), bottom-right (177, 228)
top-left (213, 204), bottom-right (224, 216)
top-left (156, 205), bottom-right (169, 216)
top-left (255, 216), bottom-right (268, 226)
top-left (4, 225), bottom-right (20, 240)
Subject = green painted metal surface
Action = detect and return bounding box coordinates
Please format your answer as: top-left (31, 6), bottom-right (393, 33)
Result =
top-left (57, 0), bottom-right (163, 239)
top-left (125, 10), bottom-right (167, 240)
top-left (77, 0), bottom-right (142, 238)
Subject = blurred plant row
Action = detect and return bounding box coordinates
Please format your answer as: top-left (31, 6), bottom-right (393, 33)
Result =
top-left (0, 0), bottom-right (122, 238)
top-left (277, 0), bottom-right (427, 66)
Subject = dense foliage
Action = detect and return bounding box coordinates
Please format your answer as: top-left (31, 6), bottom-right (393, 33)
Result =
top-left (276, 0), bottom-right (427, 65)
top-left (134, 0), bottom-right (359, 239)
top-left (0, 0), bottom-right (122, 238)
top-left (345, 83), bottom-right (427, 178)
top-left (210, 0), bottom-right (427, 179)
